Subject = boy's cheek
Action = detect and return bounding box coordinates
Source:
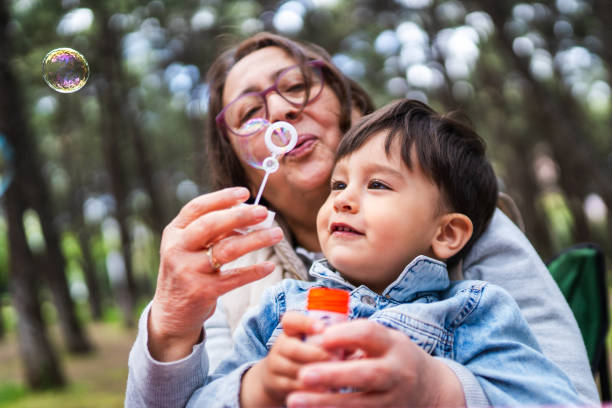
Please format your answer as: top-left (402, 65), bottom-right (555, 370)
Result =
top-left (315, 204), bottom-right (331, 239)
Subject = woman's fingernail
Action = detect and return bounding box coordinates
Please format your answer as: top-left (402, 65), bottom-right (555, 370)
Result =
top-left (300, 369), bottom-right (320, 385)
top-left (252, 206), bottom-right (268, 218)
top-left (261, 262), bottom-right (275, 273)
top-left (233, 187), bottom-right (249, 199)
top-left (288, 396), bottom-right (306, 408)
top-left (267, 227), bottom-right (283, 240)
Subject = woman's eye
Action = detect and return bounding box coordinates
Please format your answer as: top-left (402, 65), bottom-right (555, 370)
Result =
top-left (368, 180), bottom-right (390, 190)
top-left (331, 180), bottom-right (346, 190)
top-left (240, 106), bottom-right (263, 123)
top-left (283, 82), bottom-right (306, 94)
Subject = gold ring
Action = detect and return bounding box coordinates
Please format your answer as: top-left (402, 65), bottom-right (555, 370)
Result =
top-left (206, 244), bottom-right (223, 273)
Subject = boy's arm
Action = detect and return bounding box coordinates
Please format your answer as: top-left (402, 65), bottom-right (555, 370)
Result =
top-left (454, 282), bottom-right (587, 407)
top-left (241, 311), bottom-right (331, 407)
top-left (240, 361), bottom-right (283, 407)
top-left (186, 286), bottom-right (282, 408)
top-left (462, 209), bottom-right (598, 404)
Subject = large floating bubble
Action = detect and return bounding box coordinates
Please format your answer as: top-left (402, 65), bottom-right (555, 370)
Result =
top-left (0, 135), bottom-right (14, 198)
top-left (234, 118), bottom-right (295, 170)
top-left (42, 48), bottom-right (90, 93)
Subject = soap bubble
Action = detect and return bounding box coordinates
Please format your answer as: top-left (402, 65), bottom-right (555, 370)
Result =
top-left (234, 119), bottom-right (294, 170)
top-left (0, 135), bottom-right (14, 197)
top-left (42, 48), bottom-right (90, 93)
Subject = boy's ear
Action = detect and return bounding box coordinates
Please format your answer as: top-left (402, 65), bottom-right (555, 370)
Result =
top-left (431, 213), bottom-right (473, 261)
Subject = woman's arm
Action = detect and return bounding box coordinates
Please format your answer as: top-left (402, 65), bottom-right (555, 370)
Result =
top-left (452, 282), bottom-right (585, 406)
top-left (147, 188), bottom-right (282, 362)
top-left (125, 302), bottom-right (208, 408)
top-left (463, 209), bottom-right (599, 403)
top-left (125, 188), bottom-right (284, 407)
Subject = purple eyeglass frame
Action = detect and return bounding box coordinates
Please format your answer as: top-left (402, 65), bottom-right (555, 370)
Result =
top-left (215, 60), bottom-right (326, 138)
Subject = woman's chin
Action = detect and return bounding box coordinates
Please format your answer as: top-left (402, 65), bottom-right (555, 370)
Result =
top-left (285, 158), bottom-right (335, 191)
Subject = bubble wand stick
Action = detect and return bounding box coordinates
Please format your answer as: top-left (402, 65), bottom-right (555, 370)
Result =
top-left (252, 121), bottom-right (298, 205)
top-left (235, 121), bottom-right (297, 234)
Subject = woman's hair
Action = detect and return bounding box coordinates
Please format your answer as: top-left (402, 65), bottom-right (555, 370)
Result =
top-left (205, 32), bottom-right (374, 191)
top-left (336, 99), bottom-right (498, 267)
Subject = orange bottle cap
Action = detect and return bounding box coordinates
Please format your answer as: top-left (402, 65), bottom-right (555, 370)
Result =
top-left (307, 287), bottom-right (350, 314)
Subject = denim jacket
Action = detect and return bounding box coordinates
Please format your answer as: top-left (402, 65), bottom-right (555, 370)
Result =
top-left (188, 255), bottom-right (583, 408)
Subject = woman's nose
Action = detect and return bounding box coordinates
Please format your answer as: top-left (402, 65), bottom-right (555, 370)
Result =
top-left (267, 93), bottom-right (300, 123)
top-left (333, 188), bottom-right (358, 213)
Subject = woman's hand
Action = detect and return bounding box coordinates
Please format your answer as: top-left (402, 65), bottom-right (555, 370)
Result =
top-left (148, 187), bottom-right (284, 362)
top-left (286, 319), bottom-right (465, 408)
top-left (241, 312), bottom-right (330, 407)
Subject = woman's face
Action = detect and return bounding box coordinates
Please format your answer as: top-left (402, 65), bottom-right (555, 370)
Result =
top-left (222, 47), bottom-right (344, 210)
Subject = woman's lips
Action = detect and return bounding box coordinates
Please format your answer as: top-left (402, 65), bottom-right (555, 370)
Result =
top-left (286, 134), bottom-right (317, 157)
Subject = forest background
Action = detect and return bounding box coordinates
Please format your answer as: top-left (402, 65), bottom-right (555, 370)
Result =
top-left (0, 0), bottom-right (611, 406)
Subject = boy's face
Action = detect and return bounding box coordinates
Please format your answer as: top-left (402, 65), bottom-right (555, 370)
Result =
top-left (317, 131), bottom-right (445, 293)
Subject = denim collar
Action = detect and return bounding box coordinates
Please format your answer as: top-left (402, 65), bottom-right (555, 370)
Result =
top-left (309, 255), bottom-right (450, 302)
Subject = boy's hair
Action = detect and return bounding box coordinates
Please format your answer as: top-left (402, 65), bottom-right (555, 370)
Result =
top-left (336, 99), bottom-right (498, 267)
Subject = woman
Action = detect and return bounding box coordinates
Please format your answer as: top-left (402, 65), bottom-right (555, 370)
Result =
top-left (126, 32), bottom-right (597, 407)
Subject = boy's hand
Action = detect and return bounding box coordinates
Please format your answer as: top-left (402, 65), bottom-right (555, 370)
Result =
top-left (240, 311), bottom-right (331, 407)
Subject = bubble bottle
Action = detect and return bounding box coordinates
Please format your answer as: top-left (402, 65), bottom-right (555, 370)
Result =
top-left (306, 287), bottom-right (350, 353)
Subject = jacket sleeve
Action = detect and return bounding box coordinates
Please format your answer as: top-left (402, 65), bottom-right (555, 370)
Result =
top-left (186, 286), bottom-right (282, 408)
top-left (462, 209), bottom-right (599, 404)
top-left (125, 302), bottom-right (207, 408)
top-left (454, 282), bottom-right (587, 407)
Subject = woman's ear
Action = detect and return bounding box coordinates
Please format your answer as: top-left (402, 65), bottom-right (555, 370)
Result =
top-left (431, 213), bottom-right (473, 261)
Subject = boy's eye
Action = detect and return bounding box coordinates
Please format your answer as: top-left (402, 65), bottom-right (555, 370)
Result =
top-left (368, 180), bottom-right (390, 190)
top-left (331, 180), bottom-right (346, 190)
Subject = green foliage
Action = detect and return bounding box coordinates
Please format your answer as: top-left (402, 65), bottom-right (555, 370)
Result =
top-left (539, 192), bottom-right (575, 255)
top-left (1, 303), bottom-right (18, 333)
top-left (0, 383), bottom-right (27, 407)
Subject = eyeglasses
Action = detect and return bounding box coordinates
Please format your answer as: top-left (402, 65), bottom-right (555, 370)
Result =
top-left (216, 60), bottom-right (325, 138)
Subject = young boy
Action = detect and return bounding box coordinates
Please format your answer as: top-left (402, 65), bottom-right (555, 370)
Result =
top-left (188, 100), bottom-right (583, 407)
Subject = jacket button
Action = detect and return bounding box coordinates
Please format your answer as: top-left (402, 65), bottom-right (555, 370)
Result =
top-left (361, 295), bottom-right (376, 306)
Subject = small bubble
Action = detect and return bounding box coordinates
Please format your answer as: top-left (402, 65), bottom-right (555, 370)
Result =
top-left (42, 47), bottom-right (90, 93)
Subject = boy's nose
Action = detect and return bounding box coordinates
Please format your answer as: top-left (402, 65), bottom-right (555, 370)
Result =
top-left (333, 189), bottom-right (358, 213)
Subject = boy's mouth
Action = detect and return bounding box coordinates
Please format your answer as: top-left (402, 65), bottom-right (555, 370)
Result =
top-left (330, 222), bottom-right (364, 235)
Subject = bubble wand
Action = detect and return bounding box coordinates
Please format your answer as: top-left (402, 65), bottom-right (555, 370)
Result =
top-left (253, 121), bottom-right (298, 205)
top-left (236, 121), bottom-right (297, 234)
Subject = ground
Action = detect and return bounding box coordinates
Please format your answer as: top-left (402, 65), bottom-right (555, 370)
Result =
top-left (0, 322), bottom-right (137, 408)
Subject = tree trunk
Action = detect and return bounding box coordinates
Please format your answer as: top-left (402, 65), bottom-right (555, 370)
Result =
top-left (472, 46), bottom-right (555, 255)
top-left (56, 99), bottom-right (104, 322)
top-left (130, 112), bottom-right (168, 234)
top-left (0, 0), bottom-right (91, 353)
top-left (33, 194), bottom-right (93, 353)
top-left (4, 183), bottom-right (65, 388)
top-left (77, 228), bottom-right (104, 320)
top-left (584, 0), bottom-right (612, 251)
top-left (0, 1), bottom-right (64, 384)
top-left (94, 7), bottom-right (138, 326)
top-left (473, 0), bottom-right (600, 246)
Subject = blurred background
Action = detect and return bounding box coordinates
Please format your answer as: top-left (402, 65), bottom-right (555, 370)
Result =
top-left (0, 0), bottom-right (611, 406)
